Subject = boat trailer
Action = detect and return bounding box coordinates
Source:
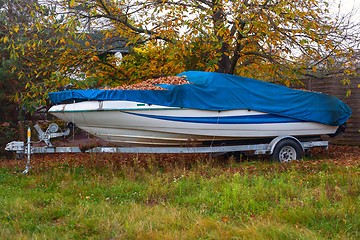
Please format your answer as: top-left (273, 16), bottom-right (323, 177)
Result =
top-left (5, 123), bottom-right (329, 174)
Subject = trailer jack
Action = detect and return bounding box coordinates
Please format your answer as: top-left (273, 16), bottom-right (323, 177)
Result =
top-left (5, 123), bottom-right (80, 174)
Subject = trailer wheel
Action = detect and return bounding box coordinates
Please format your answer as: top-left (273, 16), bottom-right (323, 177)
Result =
top-left (271, 139), bottom-right (303, 162)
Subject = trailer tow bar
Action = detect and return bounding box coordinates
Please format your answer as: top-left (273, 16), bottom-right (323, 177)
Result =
top-left (4, 123), bottom-right (77, 174)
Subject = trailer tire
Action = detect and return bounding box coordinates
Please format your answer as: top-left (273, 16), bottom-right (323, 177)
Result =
top-left (271, 139), bottom-right (303, 162)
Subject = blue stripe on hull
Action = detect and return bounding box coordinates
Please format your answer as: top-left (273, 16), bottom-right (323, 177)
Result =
top-left (125, 112), bottom-right (304, 124)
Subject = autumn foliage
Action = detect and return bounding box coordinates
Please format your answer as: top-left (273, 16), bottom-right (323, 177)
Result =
top-left (1, 0), bottom-right (359, 111)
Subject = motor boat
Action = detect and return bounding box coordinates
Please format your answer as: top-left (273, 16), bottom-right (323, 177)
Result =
top-left (48, 100), bottom-right (342, 146)
top-left (48, 71), bottom-right (351, 147)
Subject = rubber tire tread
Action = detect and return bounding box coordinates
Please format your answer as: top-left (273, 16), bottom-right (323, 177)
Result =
top-left (271, 139), bottom-right (303, 162)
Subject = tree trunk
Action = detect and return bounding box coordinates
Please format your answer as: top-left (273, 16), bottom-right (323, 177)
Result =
top-left (217, 45), bottom-right (232, 74)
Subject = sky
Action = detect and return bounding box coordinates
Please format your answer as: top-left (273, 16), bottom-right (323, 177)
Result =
top-left (332, 0), bottom-right (360, 17)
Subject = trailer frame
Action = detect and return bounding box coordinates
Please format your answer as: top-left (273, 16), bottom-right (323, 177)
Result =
top-left (5, 124), bottom-right (329, 174)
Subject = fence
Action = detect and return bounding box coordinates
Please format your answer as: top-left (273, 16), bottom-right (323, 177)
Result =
top-left (301, 76), bottom-right (360, 145)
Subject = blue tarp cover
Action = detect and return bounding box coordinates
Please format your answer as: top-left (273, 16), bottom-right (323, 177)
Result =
top-left (49, 71), bottom-right (351, 126)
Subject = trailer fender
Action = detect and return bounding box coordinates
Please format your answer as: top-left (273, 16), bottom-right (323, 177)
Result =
top-left (267, 136), bottom-right (304, 155)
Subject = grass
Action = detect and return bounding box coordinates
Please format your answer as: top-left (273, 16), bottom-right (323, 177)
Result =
top-left (0, 149), bottom-right (359, 239)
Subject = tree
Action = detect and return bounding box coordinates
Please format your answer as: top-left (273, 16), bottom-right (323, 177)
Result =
top-left (2, 0), bottom-right (360, 110)
top-left (0, 0), bottom-right (42, 150)
top-left (1, 0), bottom-right (119, 110)
top-left (0, 0), bottom-right (41, 119)
top-left (51, 0), bottom-right (359, 78)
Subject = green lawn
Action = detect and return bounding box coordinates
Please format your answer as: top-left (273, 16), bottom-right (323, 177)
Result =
top-left (0, 150), bottom-right (359, 239)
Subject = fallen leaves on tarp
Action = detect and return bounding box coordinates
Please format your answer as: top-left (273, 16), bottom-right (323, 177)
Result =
top-left (102, 76), bottom-right (189, 90)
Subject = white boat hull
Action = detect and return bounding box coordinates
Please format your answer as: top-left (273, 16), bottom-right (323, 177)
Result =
top-left (49, 100), bottom-right (339, 146)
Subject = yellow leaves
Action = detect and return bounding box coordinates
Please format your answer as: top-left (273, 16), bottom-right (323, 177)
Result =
top-left (133, 47), bottom-right (148, 54)
top-left (192, 29), bottom-right (199, 36)
top-left (345, 89), bottom-right (351, 97)
top-left (284, 79), bottom-right (291, 87)
top-left (311, 66), bottom-right (317, 72)
top-left (299, 39), bottom-right (308, 46)
top-left (34, 70), bottom-right (42, 78)
top-left (69, 0), bottom-right (75, 8)
top-left (59, 38), bottom-right (66, 44)
top-left (85, 41), bottom-right (91, 47)
top-left (13, 25), bottom-right (20, 33)
top-left (105, 32), bottom-right (113, 39)
top-left (91, 56), bottom-right (100, 62)
top-left (343, 69), bottom-right (352, 75)
top-left (60, 66), bottom-right (68, 72)
top-left (3, 36), bottom-right (9, 43)
top-left (340, 78), bottom-right (350, 86)
top-left (13, 92), bottom-right (20, 103)
top-left (25, 82), bottom-right (31, 89)
top-left (26, 42), bottom-right (36, 51)
top-left (10, 65), bottom-right (17, 72)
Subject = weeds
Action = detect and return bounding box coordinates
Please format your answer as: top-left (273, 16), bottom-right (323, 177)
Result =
top-left (0, 147), bottom-right (359, 239)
